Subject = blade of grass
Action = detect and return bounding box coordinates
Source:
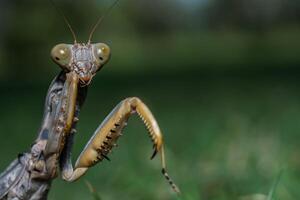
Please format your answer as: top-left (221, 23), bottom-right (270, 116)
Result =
top-left (267, 169), bottom-right (284, 200)
top-left (85, 180), bottom-right (102, 200)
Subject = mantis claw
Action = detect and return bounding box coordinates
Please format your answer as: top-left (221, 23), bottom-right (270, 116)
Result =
top-left (101, 154), bottom-right (110, 161)
top-left (162, 168), bottom-right (181, 194)
top-left (150, 148), bottom-right (158, 160)
top-left (59, 97), bottom-right (180, 194)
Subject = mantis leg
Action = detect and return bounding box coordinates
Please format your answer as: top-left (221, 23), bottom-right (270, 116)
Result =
top-left (44, 72), bottom-right (79, 178)
top-left (60, 97), bottom-right (180, 194)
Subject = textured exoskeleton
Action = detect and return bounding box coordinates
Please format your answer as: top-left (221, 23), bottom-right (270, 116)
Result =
top-left (0, 3), bottom-right (179, 199)
top-left (0, 42), bottom-right (179, 199)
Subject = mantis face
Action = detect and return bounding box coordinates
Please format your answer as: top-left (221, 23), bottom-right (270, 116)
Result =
top-left (51, 43), bottom-right (110, 85)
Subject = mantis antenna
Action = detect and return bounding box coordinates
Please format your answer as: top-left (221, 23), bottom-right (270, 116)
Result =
top-left (87, 0), bottom-right (120, 44)
top-left (49, 0), bottom-right (78, 43)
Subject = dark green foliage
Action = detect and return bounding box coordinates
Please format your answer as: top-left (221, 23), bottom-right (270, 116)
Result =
top-left (0, 1), bottom-right (300, 199)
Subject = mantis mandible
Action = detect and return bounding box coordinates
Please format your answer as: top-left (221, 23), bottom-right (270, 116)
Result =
top-left (0, 1), bottom-right (179, 199)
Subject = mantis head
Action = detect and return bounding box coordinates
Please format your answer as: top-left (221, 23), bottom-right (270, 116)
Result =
top-left (49, 0), bottom-right (118, 86)
top-left (51, 43), bottom-right (110, 85)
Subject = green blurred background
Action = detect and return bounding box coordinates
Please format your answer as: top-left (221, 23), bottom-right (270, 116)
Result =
top-left (1, 0), bottom-right (300, 199)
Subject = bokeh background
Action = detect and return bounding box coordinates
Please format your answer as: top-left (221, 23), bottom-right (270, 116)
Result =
top-left (0, 0), bottom-right (300, 199)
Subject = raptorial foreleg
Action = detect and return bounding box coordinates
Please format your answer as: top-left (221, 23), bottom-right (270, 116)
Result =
top-left (60, 97), bottom-right (180, 194)
top-left (44, 72), bottom-right (79, 178)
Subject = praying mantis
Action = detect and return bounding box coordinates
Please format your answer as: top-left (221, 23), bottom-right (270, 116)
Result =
top-left (0, 1), bottom-right (179, 199)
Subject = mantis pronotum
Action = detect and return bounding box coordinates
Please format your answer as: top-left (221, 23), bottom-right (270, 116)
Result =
top-left (0, 1), bottom-right (180, 199)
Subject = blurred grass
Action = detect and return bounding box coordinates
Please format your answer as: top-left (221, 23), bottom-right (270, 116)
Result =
top-left (1, 1), bottom-right (300, 200)
top-left (86, 181), bottom-right (102, 200)
top-left (2, 28), bottom-right (300, 81)
top-left (0, 72), bottom-right (300, 199)
top-left (2, 0), bottom-right (300, 81)
top-left (267, 169), bottom-right (283, 200)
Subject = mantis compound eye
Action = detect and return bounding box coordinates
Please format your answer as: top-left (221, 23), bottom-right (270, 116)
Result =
top-left (93, 43), bottom-right (110, 70)
top-left (51, 44), bottom-right (72, 71)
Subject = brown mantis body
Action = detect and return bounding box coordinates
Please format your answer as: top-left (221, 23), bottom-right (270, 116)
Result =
top-left (0, 2), bottom-right (179, 200)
